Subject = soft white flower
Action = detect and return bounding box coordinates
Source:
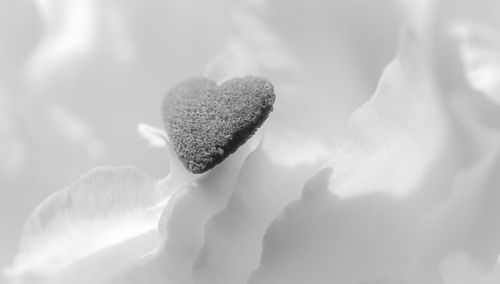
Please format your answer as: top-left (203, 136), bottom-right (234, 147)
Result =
top-left (3, 0), bottom-right (500, 284)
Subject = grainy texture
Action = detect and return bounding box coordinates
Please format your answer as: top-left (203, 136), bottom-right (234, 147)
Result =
top-left (162, 76), bottom-right (275, 174)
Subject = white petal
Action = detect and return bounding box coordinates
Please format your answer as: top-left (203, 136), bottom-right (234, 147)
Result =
top-left (5, 166), bottom-right (173, 284)
top-left (414, 138), bottom-right (500, 283)
top-left (136, 123), bottom-right (168, 148)
top-left (192, 142), bottom-right (322, 284)
top-left (250, 30), bottom-right (449, 284)
top-left (471, 258), bottom-right (500, 284)
top-left (452, 22), bottom-right (500, 105)
top-left (326, 30), bottom-right (447, 199)
top-left (122, 135), bottom-right (261, 283)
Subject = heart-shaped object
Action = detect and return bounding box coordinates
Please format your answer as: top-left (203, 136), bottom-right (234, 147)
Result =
top-left (162, 76), bottom-right (275, 174)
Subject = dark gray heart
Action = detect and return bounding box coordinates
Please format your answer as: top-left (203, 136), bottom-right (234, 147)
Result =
top-left (162, 76), bottom-right (275, 174)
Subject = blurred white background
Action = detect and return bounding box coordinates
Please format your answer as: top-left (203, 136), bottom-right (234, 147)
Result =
top-left (0, 0), bottom-right (235, 270)
top-left (0, 0), bottom-right (402, 270)
top-left (2, 0), bottom-right (500, 284)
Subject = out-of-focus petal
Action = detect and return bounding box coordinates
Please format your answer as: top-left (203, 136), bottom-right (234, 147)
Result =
top-left (440, 253), bottom-right (492, 284)
top-left (121, 136), bottom-right (260, 284)
top-left (413, 128), bottom-right (500, 283)
top-left (136, 123), bottom-right (168, 149)
top-left (249, 30), bottom-right (450, 284)
top-left (326, 30), bottom-right (447, 199)
top-left (397, 0), bottom-right (435, 37)
top-left (452, 23), bottom-right (500, 105)
top-left (192, 141), bottom-right (322, 284)
top-left (5, 166), bottom-right (173, 284)
top-left (472, 258), bottom-right (500, 284)
top-left (430, 0), bottom-right (500, 98)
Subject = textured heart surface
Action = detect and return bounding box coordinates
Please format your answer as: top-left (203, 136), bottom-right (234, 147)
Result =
top-left (162, 76), bottom-right (275, 174)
